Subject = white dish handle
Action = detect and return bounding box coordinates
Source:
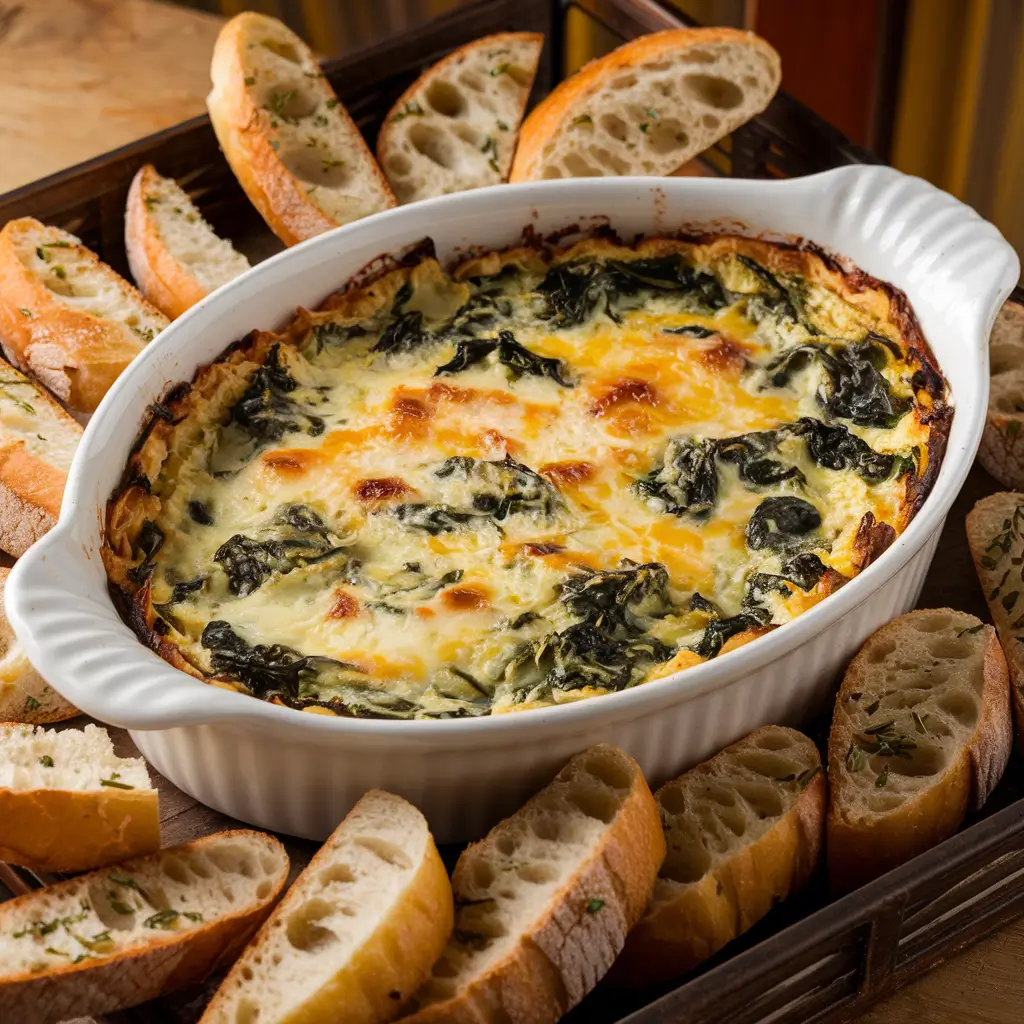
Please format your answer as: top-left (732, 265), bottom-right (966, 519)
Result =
top-left (812, 165), bottom-right (1019, 345)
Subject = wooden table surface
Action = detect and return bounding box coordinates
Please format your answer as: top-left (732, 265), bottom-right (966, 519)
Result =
top-left (2, 2), bottom-right (1023, 1023)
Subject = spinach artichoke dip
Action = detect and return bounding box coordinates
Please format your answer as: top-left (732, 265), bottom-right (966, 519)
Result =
top-left (103, 235), bottom-right (949, 720)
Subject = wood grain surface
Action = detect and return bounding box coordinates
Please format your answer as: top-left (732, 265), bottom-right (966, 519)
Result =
top-left (0, 0), bottom-right (221, 193)
top-left (1, 2), bottom-right (1023, 1023)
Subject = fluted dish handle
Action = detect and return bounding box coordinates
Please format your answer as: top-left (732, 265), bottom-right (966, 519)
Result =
top-left (811, 165), bottom-right (1019, 346)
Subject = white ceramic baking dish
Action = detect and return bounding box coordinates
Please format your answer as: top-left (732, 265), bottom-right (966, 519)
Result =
top-left (7, 167), bottom-right (1018, 842)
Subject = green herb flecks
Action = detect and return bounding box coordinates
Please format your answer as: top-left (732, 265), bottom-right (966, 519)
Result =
top-left (390, 101), bottom-right (423, 122)
top-left (144, 909), bottom-right (184, 930)
top-left (957, 623), bottom-right (986, 636)
top-left (585, 898), bottom-right (605, 913)
top-left (570, 114), bottom-right (592, 128)
top-left (481, 135), bottom-right (500, 174)
top-left (39, 755), bottom-right (54, 767)
top-left (490, 62), bottom-right (510, 76)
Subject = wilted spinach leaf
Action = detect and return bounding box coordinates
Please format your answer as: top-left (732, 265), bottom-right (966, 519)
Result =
top-left (690, 611), bottom-right (767, 659)
top-left (664, 324), bottom-right (716, 338)
top-left (794, 417), bottom-right (897, 481)
top-left (230, 345), bottom-right (325, 445)
top-left (717, 430), bottom-right (803, 488)
top-left (391, 456), bottom-right (564, 533)
top-left (536, 255), bottom-right (728, 328)
top-left (504, 559), bottom-right (676, 698)
top-left (434, 331), bottom-right (573, 387)
top-left (767, 339), bottom-right (911, 429)
top-left (214, 504), bottom-right (351, 596)
top-left (559, 560), bottom-right (672, 633)
top-left (201, 620), bottom-right (310, 700)
top-left (633, 437), bottom-right (719, 516)
top-left (746, 496), bottom-right (822, 553)
top-left (745, 552), bottom-right (828, 606)
top-left (128, 520), bottom-right (165, 583)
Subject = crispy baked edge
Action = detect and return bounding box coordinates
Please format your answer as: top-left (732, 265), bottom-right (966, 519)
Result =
top-left (102, 233), bottom-right (951, 693)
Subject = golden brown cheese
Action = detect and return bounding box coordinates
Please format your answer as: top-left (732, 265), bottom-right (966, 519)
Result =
top-left (103, 235), bottom-right (950, 720)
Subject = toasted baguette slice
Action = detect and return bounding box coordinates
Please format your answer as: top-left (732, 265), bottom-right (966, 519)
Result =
top-left (0, 218), bottom-right (169, 414)
top-left (377, 33), bottom-right (543, 204)
top-left (966, 492), bottom-right (1024, 746)
top-left (200, 790), bottom-right (452, 1024)
top-left (609, 726), bottom-right (824, 990)
top-left (125, 164), bottom-right (251, 319)
top-left (978, 301), bottom-right (1024, 488)
top-left (400, 745), bottom-right (664, 1023)
top-left (0, 569), bottom-right (78, 723)
top-left (0, 829), bottom-right (288, 1024)
top-left (208, 12), bottom-right (396, 247)
top-left (827, 608), bottom-right (1012, 892)
top-left (0, 354), bottom-right (81, 556)
top-left (509, 28), bottom-right (780, 182)
top-left (0, 723), bottom-right (160, 872)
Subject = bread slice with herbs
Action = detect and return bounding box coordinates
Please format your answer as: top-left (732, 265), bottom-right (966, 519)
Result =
top-left (376, 33), bottom-right (543, 204)
top-left (399, 745), bottom-right (664, 1023)
top-left (200, 789), bottom-right (452, 1024)
top-left (0, 829), bottom-right (288, 1024)
top-left (0, 218), bottom-right (169, 414)
top-left (125, 164), bottom-right (251, 319)
top-left (0, 723), bottom-right (160, 872)
top-left (509, 27), bottom-right (780, 182)
top-left (609, 726), bottom-right (824, 990)
top-left (978, 301), bottom-right (1024, 489)
top-left (207, 12), bottom-right (396, 247)
top-left (827, 608), bottom-right (1012, 893)
top-left (966, 491), bottom-right (1024, 746)
top-left (0, 568), bottom-right (79, 723)
top-left (0, 354), bottom-right (81, 556)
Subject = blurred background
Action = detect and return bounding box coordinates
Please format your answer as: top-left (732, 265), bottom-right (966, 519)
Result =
top-left (170, 0), bottom-right (1024, 259)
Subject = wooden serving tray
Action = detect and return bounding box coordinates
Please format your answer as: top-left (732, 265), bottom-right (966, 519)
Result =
top-left (2, 1), bottom-right (1023, 1022)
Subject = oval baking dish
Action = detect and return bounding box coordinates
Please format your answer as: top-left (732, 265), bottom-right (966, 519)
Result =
top-left (7, 168), bottom-right (1019, 842)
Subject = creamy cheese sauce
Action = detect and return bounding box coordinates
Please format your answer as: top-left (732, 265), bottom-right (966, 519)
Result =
top-left (109, 239), bottom-right (940, 719)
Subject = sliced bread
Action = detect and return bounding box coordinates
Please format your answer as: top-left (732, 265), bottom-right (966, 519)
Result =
top-left (377, 33), bottom-right (543, 203)
top-left (0, 354), bottom-right (81, 556)
top-left (207, 12), bottom-right (396, 247)
top-left (978, 300), bottom-right (1024, 488)
top-left (609, 726), bottom-right (824, 989)
top-left (200, 789), bottom-right (452, 1024)
top-left (509, 28), bottom-right (780, 182)
top-left (399, 745), bottom-right (664, 1023)
top-left (0, 829), bottom-right (288, 1024)
top-left (0, 723), bottom-right (160, 872)
top-left (125, 164), bottom-right (251, 319)
top-left (966, 491), bottom-right (1024, 746)
top-left (0, 568), bottom-right (78, 723)
top-left (827, 608), bottom-right (1012, 892)
top-left (0, 218), bottom-right (169, 414)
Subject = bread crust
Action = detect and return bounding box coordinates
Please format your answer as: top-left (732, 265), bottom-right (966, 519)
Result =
top-left (608, 726), bottom-right (824, 989)
top-left (966, 491), bottom-right (1024, 749)
top-left (207, 12), bottom-right (396, 247)
top-left (826, 610), bottom-right (1012, 892)
top-left (125, 164), bottom-right (209, 320)
top-left (510, 28), bottom-right (780, 182)
top-left (0, 830), bottom-right (288, 1024)
top-left (0, 218), bottom-right (166, 413)
top-left (0, 567), bottom-right (79, 723)
top-left (978, 300), bottom-right (1024, 489)
top-left (403, 746), bottom-right (664, 1022)
top-left (199, 790), bottom-right (453, 1024)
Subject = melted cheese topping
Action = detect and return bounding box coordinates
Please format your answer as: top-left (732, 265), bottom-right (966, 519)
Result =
top-left (108, 238), bottom-right (942, 720)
